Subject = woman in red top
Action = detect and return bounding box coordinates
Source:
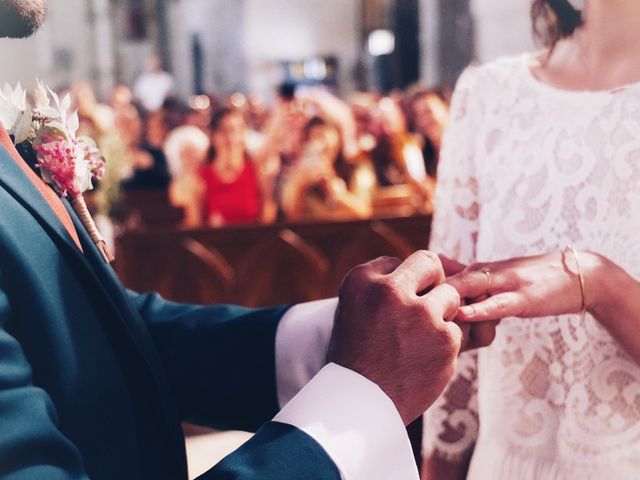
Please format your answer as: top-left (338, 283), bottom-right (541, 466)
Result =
top-left (200, 108), bottom-right (262, 226)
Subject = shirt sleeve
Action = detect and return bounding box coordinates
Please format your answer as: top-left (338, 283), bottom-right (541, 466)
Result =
top-left (275, 298), bottom-right (337, 407)
top-left (274, 363), bottom-right (419, 480)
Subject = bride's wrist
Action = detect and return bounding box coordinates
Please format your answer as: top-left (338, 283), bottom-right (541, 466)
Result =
top-left (581, 252), bottom-right (624, 325)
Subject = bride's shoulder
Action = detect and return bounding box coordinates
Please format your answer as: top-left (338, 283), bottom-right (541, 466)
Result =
top-left (455, 53), bottom-right (533, 93)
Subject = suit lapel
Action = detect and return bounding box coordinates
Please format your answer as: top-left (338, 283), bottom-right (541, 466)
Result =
top-left (0, 147), bottom-right (83, 258)
top-left (63, 200), bottom-right (189, 478)
top-left (0, 144), bottom-right (170, 400)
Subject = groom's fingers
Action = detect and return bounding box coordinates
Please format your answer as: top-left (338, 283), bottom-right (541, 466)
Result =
top-left (391, 250), bottom-right (445, 295)
top-left (442, 321), bottom-right (464, 356)
top-left (347, 257), bottom-right (402, 284)
top-left (470, 321), bottom-right (500, 348)
top-left (365, 256), bottom-right (403, 275)
top-left (422, 283), bottom-right (460, 321)
top-left (458, 292), bottom-right (523, 322)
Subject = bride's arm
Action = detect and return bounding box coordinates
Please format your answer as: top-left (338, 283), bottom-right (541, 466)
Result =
top-left (589, 256), bottom-right (640, 363)
top-left (451, 251), bottom-right (640, 364)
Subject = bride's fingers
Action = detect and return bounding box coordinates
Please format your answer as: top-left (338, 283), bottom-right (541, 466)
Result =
top-left (457, 292), bottom-right (523, 322)
top-left (448, 267), bottom-right (499, 299)
top-left (438, 254), bottom-right (467, 277)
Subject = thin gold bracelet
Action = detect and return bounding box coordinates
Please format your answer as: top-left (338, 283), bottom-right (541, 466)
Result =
top-left (566, 245), bottom-right (587, 318)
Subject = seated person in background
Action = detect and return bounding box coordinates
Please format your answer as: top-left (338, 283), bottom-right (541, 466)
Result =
top-left (225, 92), bottom-right (268, 153)
top-left (371, 97), bottom-right (432, 210)
top-left (73, 82), bottom-right (116, 138)
top-left (348, 91), bottom-right (380, 156)
top-left (109, 84), bottom-right (136, 118)
top-left (256, 92), bottom-right (311, 222)
top-left (408, 88), bottom-right (449, 179)
top-left (199, 108), bottom-right (264, 227)
top-left (133, 54), bottom-right (175, 113)
top-left (121, 108), bottom-right (172, 191)
top-left (164, 125), bottom-right (210, 227)
top-left (183, 94), bottom-right (216, 131)
top-left (246, 95), bottom-right (270, 138)
top-left (281, 117), bottom-right (374, 222)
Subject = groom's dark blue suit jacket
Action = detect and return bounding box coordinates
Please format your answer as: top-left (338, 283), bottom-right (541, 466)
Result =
top-left (0, 146), bottom-right (341, 479)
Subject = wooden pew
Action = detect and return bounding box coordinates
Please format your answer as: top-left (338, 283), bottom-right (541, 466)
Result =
top-left (116, 215), bottom-right (432, 306)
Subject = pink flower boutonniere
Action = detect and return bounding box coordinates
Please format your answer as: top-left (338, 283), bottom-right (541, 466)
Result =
top-left (0, 81), bottom-right (114, 263)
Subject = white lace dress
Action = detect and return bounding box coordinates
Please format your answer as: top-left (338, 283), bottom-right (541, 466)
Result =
top-left (423, 54), bottom-right (640, 479)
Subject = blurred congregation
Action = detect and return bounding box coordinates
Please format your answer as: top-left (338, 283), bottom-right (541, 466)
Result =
top-left (90, 76), bottom-right (449, 309)
top-left (78, 73), bottom-right (448, 230)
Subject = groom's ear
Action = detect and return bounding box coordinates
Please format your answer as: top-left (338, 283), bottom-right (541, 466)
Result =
top-left (0, 0), bottom-right (48, 39)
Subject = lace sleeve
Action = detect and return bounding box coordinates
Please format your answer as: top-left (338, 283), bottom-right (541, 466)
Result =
top-left (429, 66), bottom-right (481, 264)
top-left (423, 66), bottom-right (482, 462)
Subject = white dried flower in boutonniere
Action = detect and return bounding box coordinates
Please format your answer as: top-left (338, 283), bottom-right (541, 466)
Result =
top-left (0, 80), bottom-right (114, 263)
top-left (0, 82), bottom-right (33, 144)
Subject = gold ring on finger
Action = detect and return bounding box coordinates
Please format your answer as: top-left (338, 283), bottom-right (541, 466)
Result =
top-left (481, 267), bottom-right (492, 294)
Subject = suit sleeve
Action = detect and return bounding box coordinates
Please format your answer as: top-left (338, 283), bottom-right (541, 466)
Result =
top-left (129, 292), bottom-right (345, 478)
top-left (0, 278), bottom-right (88, 479)
top-left (0, 291), bottom-right (338, 480)
top-left (127, 291), bottom-right (289, 432)
top-left (201, 422), bottom-right (341, 480)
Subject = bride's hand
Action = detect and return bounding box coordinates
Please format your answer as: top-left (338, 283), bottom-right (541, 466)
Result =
top-left (449, 251), bottom-right (606, 322)
top-left (439, 255), bottom-right (501, 351)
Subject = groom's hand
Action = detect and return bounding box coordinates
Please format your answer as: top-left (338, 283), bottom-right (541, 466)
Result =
top-left (328, 251), bottom-right (463, 425)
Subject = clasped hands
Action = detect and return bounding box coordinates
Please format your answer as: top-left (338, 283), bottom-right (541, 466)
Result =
top-left (328, 249), bottom-right (607, 425)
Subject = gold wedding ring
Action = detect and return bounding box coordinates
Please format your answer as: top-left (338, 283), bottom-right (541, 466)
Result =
top-left (565, 245), bottom-right (587, 318)
top-left (481, 267), bottom-right (492, 294)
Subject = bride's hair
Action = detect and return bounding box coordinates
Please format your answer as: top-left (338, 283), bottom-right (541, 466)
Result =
top-left (531, 0), bottom-right (583, 47)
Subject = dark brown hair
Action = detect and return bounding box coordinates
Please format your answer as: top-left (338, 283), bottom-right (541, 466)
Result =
top-left (531, 0), bottom-right (583, 48)
top-left (206, 107), bottom-right (242, 163)
top-left (209, 106), bottom-right (236, 132)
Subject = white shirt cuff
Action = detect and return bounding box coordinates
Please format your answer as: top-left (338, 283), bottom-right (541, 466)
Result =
top-left (274, 363), bottom-right (419, 480)
top-left (275, 298), bottom-right (337, 407)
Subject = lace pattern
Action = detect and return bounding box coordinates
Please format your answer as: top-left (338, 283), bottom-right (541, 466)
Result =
top-left (423, 55), bottom-right (640, 479)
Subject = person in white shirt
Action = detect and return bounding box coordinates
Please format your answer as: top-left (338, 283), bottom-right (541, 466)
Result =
top-left (133, 54), bottom-right (175, 113)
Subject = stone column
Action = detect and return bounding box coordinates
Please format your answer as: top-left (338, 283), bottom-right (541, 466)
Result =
top-left (88, 0), bottom-right (116, 98)
top-left (419, 0), bottom-right (440, 86)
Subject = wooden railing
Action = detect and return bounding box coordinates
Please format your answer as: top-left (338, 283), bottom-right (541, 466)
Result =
top-left (116, 215), bottom-right (432, 306)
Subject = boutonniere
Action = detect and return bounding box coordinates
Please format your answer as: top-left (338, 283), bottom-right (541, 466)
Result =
top-left (0, 81), bottom-right (114, 263)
